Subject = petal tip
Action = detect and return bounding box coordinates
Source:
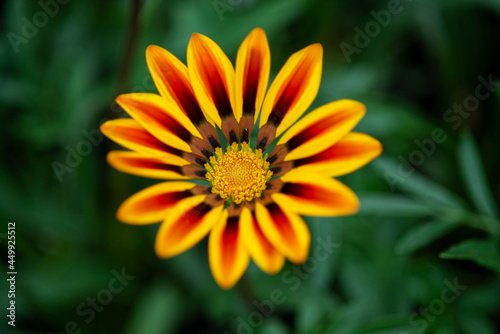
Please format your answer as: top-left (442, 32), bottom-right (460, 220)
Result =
top-left (351, 196), bottom-right (361, 214)
top-left (250, 27), bottom-right (266, 37)
top-left (115, 94), bottom-right (131, 105)
top-left (146, 44), bottom-right (159, 53)
top-left (290, 250), bottom-right (310, 265)
top-left (145, 45), bottom-right (166, 60)
top-left (374, 139), bottom-right (383, 155)
top-left (214, 277), bottom-right (237, 290)
top-left (339, 99), bottom-right (367, 117)
top-left (155, 234), bottom-right (173, 259)
top-left (100, 120), bottom-right (113, 134)
top-left (307, 43), bottom-right (323, 56)
top-left (190, 32), bottom-right (205, 44)
top-left (116, 208), bottom-right (129, 224)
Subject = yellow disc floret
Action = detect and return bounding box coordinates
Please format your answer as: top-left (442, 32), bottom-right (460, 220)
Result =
top-left (205, 142), bottom-right (273, 204)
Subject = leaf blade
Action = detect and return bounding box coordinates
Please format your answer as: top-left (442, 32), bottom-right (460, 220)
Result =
top-left (395, 220), bottom-right (460, 255)
top-left (372, 156), bottom-right (467, 210)
top-left (458, 131), bottom-right (499, 219)
top-left (440, 239), bottom-right (500, 274)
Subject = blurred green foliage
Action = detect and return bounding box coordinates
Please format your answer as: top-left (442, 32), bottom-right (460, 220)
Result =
top-left (1, 0), bottom-right (500, 333)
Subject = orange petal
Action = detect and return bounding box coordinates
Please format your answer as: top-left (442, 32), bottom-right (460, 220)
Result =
top-left (107, 151), bottom-right (188, 179)
top-left (146, 45), bottom-right (208, 125)
top-left (273, 170), bottom-right (359, 216)
top-left (259, 43), bottom-right (323, 136)
top-left (117, 182), bottom-right (199, 224)
top-left (240, 207), bottom-right (285, 274)
top-left (155, 196), bottom-right (224, 258)
top-left (100, 119), bottom-right (181, 156)
top-left (116, 93), bottom-right (201, 152)
top-left (209, 213), bottom-right (250, 289)
top-left (278, 99), bottom-right (366, 161)
top-left (187, 33), bottom-right (236, 127)
top-left (235, 28), bottom-right (271, 138)
top-left (255, 201), bottom-right (310, 263)
top-left (291, 132), bottom-right (382, 176)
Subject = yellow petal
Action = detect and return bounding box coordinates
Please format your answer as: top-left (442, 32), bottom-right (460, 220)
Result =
top-left (259, 43), bottom-right (323, 136)
top-left (187, 33), bottom-right (236, 127)
top-left (240, 207), bottom-right (285, 274)
top-left (278, 99), bottom-right (366, 161)
top-left (255, 201), bottom-right (310, 263)
top-left (100, 119), bottom-right (181, 156)
top-left (155, 196), bottom-right (223, 258)
top-left (273, 170), bottom-right (359, 216)
top-left (117, 182), bottom-right (198, 224)
top-left (146, 45), bottom-right (208, 126)
top-left (116, 93), bottom-right (201, 152)
top-left (235, 28), bottom-right (271, 123)
top-left (107, 151), bottom-right (189, 179)
top-left (209, 212), bottom-right (250, 289)
top-left (291, 132), bottom-right (382, 177)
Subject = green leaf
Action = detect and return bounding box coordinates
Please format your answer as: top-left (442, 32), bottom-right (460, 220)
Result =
top-left (440, 239), bottom-right (500, 274)
top-left (372, 156), bottom-right (467, 210)
top-left (395, 221), bottom-right (460, 255)
top-left (320, 302), bottom-right (369, 334)
top-left (123, 282), bottom-right (183, 334)
top-left (296, 294), bottom-right (331, 334)
top-left (358, 193), bottom-right (434, 217)
top-left (462, 213), bottom-right (500, 237)
top-left (458, 131), bottom-right (499, 219)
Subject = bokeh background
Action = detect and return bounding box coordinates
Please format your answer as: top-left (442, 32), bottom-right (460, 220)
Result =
top-left (1, 0), bottom-right (500, 333)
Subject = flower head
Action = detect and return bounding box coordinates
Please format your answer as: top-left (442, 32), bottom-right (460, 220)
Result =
top-left (101, 28), bottom-right (382, 289)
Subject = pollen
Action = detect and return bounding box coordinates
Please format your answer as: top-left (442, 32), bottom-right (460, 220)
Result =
top-left (205, 142), bottom-right (273, 204)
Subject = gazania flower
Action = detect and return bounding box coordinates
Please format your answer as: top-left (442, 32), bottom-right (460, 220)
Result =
top-left (101, 28), bottom-right (382, 289)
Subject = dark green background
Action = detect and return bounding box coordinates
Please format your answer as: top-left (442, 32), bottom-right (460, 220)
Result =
top-left (1, 0), bottom-right (500, 333)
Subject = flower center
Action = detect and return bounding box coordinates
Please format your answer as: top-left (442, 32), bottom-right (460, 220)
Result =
top-left (205, 142), bottom-right (272, 204)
